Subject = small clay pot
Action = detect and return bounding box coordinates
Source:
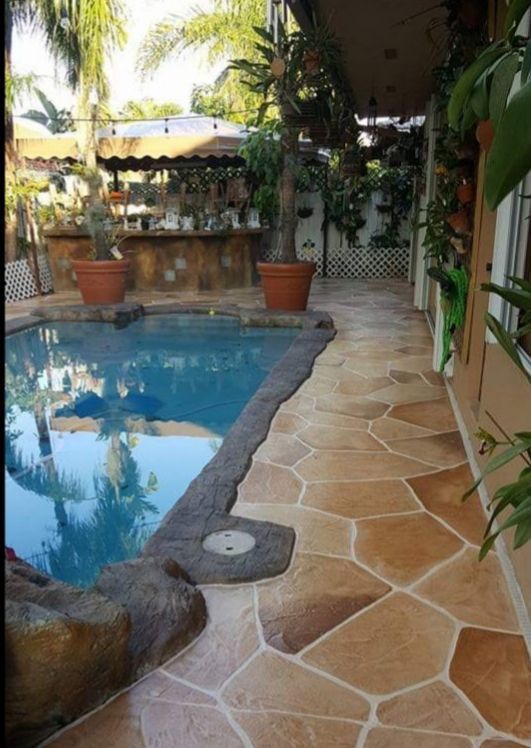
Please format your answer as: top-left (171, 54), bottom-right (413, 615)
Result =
top-left (446, 209), bottom-right (471, 235)
top-left (475, 120), bottom-right (495, 152)
top-left (456, 183), bottom-right (475, 205)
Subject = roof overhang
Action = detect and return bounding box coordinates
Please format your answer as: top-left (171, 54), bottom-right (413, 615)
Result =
top-left (286, 0), bottom-right (449, 117)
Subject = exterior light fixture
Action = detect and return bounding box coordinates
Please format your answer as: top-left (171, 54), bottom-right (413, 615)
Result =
top-left (59, 6), bottom-right (70, 31)
top-left (367, 96), bottom-right (378, 132)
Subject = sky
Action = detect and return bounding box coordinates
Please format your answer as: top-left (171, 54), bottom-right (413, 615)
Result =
top-left (12, 0), bottom-right (226, 116)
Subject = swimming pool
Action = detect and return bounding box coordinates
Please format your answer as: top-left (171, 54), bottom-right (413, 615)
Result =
top-left (5, 314), bottom-right (297, 587)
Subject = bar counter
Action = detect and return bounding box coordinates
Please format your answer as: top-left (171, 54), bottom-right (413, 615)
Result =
top-left (43, 228), bottom-right (264, 293)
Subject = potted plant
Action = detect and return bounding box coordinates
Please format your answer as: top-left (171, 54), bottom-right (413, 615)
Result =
top-left (297, 204), bottom-right (313, 219)
top-left (71, 169), bottom-right (130, 305)
top-left (456, 180), bottom-right (475, 204)
top-left (231, 22), bottom-right (354, 310)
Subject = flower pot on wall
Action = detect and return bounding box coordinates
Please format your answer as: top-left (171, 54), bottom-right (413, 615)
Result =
top-left (446, 209), bottom-right (471, 235)
top-left (72, 259), bottom-right (130, 305)
top-left (456, 183), bottom-right (475, 205)
top-left (475, 119), bottom-right (494, 152)
top-left (256, 261), bottom-right (316, 311)
top-left (303, 49), bottom-right (320, 75)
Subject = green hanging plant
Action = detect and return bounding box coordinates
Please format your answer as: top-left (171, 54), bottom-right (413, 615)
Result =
top-left (427, 265), bottom-right (469, 370)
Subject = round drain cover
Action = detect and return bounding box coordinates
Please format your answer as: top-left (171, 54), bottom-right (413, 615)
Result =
top-left (202, 530), bottom-right (256, 556)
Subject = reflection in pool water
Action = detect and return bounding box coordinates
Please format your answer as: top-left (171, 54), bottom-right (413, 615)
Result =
top-left (5, 315), bottom-right (296, 587)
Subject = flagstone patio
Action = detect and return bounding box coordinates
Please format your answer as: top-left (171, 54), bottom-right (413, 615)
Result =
top-left (11, 280), bottom-right (531, 747)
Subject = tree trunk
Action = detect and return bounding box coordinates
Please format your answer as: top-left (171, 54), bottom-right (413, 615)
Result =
top-left (5, 1), bottom-right (18, 263)
top-left (277, 124), bottom-right (299, 263)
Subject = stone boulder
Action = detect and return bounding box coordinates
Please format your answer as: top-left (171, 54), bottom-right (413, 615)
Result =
top-left (5, 560), bottom-right (131, 747)
top-left (95, 555), bottom-right (207, 677)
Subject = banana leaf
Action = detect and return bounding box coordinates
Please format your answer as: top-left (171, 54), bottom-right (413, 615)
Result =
top-left (503, 0), bottom-right (531, 35)
top-left (448, 46), bottom-right (507, 130)
top-left (485, 80), bottom-right (531, 210)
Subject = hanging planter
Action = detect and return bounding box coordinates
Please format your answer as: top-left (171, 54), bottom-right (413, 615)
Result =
top-left (456, 182), bottom-right (475, 205)
top-left (446, 209), bottom-right (471, 235)
top-left (475, 120), bottom-right (495, 153)
top-left (297, 206), bottom-right (313, 219)
top-left (303, 49), bottom-right (320, 76)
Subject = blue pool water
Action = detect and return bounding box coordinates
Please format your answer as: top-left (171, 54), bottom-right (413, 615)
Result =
top-left (5, 315), bottom-right (296, 587)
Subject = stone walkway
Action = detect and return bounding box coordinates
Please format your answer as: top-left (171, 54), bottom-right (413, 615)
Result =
top-left (12, 280), bottom-right (530, 747)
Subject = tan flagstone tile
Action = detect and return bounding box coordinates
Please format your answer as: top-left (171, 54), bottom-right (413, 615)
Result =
top-left (295, 451), bottom-right (434, 482)
top-left (237, 461), bottom-right (302, 504)
top-left (270, 412), bottom-right (307, 435)
top-left (279, 393), bottom-right (315, 415)
top-left (232, 505), bottom-right (352, 557)
top-left (313, 364), bottom-right (372, 382)
top-left (302, 592), bottom-right (454, 693)
top-left (47, 672), bottom-right (217, 746)
top-left (388, 355), bottom-right (434, 373)
top-left (355, 513), bottom-right (463, 584)
top-left (305, 409), bottom-right (371, 429)
top-left (314, 352), bottom-right (346, 366)
top-left (298, 424), bottom-right (385, 451)
top-left (334, 376), bottom-right (393, 396)
top-left (164, 587), bottom-right (259, 690)
top-left (389, 369), bottom-right (425, 384)
top-left (233, 712), bottom-right (361, 747)
top-left (257, 553), bottom-right (390, 654)
top-left (389, 397), bottom-right (457, 431)
top-left (377, 681), bottom-right (482, 735)
top-left (450, 628), bottom-right (531, 739)
top-left (302, 479), bottom-right (419, 518)
top-left (370, 417), bottom-right (435, 440)
top-left (407, 464), bottom-right (486, 546)
top-left (222, 650), bottom-right (369, 720)
top-left (140, 702), bottom-right (244, 747)
top-left (374, 383), bottom-right (447, 405)
top-left (396, 345), bottom-right (434, 355)
top-left (315, 394), bottom-right (389, 419)
top-left (422, 368), bottom-right (446, 386)
top-left (386, 431), bottom-right (466, 467)
top-left (253, 433), bottom-right (310, 467)
top-left (342, 349), bottom-right (408, 362)
top-left (480, 741), bottom-right (527, 747)
top-left (343, 359), bottom-right (390, 377)
top-left (299, 376), bottom-right (338, 396)
top-left (364, 728), bottom-right (472, 747)
top-left (414, 548), bottom-right (519, 630)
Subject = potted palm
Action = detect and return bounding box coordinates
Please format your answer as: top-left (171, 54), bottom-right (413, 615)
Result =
top-left (71, 169), bottom-right (130, 305)
top-left (230, 23), bottom-right (354, 310)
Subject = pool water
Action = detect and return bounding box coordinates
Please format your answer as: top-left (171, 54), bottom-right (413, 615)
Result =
top-left (5, 315), bottom-right (296, 587)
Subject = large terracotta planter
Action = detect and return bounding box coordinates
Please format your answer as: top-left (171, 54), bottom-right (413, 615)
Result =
top-left (257, 261), bottom-right (316, 311)
top-left (72, 259), bottom-right (130, 305)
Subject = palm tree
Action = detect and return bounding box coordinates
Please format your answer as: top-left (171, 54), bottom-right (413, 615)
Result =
top-left (119, 98), bottom-right (183, 120)
top-left (137, 0), bottom-right (266, 123)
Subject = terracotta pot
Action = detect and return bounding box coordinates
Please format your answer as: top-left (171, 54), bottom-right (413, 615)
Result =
top-left (446, 210), bottom-right (470, 235)
top-left (456, 183), bottom-right (475, 205)
top-left (257, 261), bottom-right (316, 311)
top-left (72, 259), bottom-right (130, 305)
top-left (303, 49), bottom-right (320, 75)
top-left (475, 119), bottom-right (494, 152)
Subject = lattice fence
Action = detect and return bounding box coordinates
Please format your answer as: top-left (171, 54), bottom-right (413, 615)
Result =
top-left (260, 243), bottom-right (408, 279)
top-left (5, 254), bottom-right (53, 303)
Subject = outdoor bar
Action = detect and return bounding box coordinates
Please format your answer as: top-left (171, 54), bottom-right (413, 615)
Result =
top-left (17, 117), bottom-right (325, 293)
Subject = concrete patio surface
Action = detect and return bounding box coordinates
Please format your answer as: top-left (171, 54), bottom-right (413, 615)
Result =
top-left (9, 280), bottom-right (531, 747)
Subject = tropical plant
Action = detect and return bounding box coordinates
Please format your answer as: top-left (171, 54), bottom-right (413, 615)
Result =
top-left (463, 276), bottom-right (531, 558)
top-left (239, 126), bottom-right (282, 223)
top-left (447, 0), bottom-right (531, 208)
top-left (22, 88), bottom-right (73, 132)
top-left (427, 264), bottom-right (469, 370)
top-left (119, 98), bottom-right (183, 120)
top-left (137, 0), bottom-right (266, 123)
top-left (230, 21), bottom-right (355, 262)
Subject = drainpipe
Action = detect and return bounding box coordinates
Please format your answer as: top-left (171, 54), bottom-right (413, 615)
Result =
top-left (322, 162), bottom-right (329, 277)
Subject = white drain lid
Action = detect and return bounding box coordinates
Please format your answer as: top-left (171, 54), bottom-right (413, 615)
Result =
top-left (202, 530), bottom-right (256, 556)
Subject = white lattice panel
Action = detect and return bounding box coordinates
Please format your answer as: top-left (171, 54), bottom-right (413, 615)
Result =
top-left (5, 254), bottom-right (54, 303)
top-left (261, 244), bottom-right (409, 279)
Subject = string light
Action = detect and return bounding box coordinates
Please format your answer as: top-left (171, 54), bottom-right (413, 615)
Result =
top-left (164, 118), bottom-right (169, 134)
top-left (111, 121), bottom-right (116, 135)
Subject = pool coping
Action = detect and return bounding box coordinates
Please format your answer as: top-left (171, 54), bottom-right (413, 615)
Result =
top-left (5, 302), bottom-right (335, 585)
